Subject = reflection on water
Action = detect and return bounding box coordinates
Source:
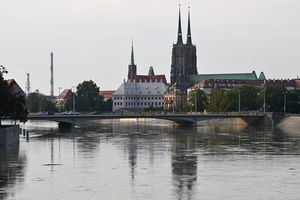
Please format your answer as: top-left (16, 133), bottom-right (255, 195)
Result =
top-left (0, 145), bottom-right (26, 200)
top-left (1, 119), bottom-right (300, 200)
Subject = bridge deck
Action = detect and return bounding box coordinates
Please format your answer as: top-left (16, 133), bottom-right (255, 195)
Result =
top-left (27, 113), bottom-right (264, 125)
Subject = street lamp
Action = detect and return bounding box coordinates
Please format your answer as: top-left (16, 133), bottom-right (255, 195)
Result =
top-left (263, 88), bottom-right (266, 113)
top-left (283, 90), bottom-right (287, 114)
top-left (58, 87), bottom-right (62, 113)
top-left (195, 91), bottom-right (197, 113)
top-left (238, 89), bottom-right (241, 112)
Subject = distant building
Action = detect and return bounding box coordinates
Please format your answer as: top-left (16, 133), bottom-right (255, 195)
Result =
top-left (56, 89), bottom-right (73, 101)
top-left (164, 82), bottom-right (192, 111)
top-left (127, 44), bottom-right (167, 84)
top-left (170, 7), bottom-right (197, 85)
top-left (113, 43), bottom-right (168, 112)
top-left (188, 78), bottom-right (300, 94)
top-left (189, 71), bottom-right (266, 83)
top-left (112, 81), bottom-right (168, 112)
top-left (100, 90), bottom-right (115, 101)
top-left (6, 79), bottom-right (26, 97)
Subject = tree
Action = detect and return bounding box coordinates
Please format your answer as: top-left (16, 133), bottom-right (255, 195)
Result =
top-left (0, 66), bottom-right (10, 125)
top-left (265, 85), bottom-right (286, 112)
top-left (187, 89), bottom-right (207, 112)
top-left (8, 95), bottom-right (28, 123)
top-left (233, 85), bottom-right (261, 111)
top-left (76, 80), bottom-right (103, 112)
top-left (207, 89), bottom-right (225, 112)
top-left (0, 65), bottom-right (28, 125)
top-left (39, 98), bottom-right (58, 112)
top-left (287, 90), bottom-right (300, 113)
top-left (102, 98), bottom-right (113, 112)
top-left (26, 90), bottom-right (44, 113)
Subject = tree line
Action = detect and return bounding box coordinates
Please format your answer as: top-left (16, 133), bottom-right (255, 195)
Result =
top-left (27, 80), bottom-right (112, 113)
top-left (186, 85), bottom-right (300, 113)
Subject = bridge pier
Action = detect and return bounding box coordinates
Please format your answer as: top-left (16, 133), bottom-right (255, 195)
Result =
top-left (58, 122), bottom-right (74, 129)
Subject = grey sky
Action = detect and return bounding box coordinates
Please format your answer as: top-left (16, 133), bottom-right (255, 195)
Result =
top-left (1, 0), bottom-right (300, 95)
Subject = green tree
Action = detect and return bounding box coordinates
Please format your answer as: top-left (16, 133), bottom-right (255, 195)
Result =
top-left (187, 89), bottom-right (207, 112)
top-left (26, 90), bottom-right (44, 112)
top-left (102, 98), bottom-right (113, 112)
top-left (286, 90), bottom-right (300, 113)
top-left (233, 85), bottom-right (261, 111)
top-left (0, 65), bottom-right (28, 125)
top-left (39, 98), bottom-right (58, 112)
top-left (8, 95), bottom-right (28, 123)
top-left (76, 80), bottom-right (103, 112)
top-left (265, 85), bottom-right (286, 112)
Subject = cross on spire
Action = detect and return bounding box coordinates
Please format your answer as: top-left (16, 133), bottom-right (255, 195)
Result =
top-left (130, 40), bottom-right (135, 65)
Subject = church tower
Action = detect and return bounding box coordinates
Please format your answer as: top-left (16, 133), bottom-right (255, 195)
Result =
top-left (128, 42), bottom-right (137, 82)
top-left (170, 7), bottom-right (197, 85)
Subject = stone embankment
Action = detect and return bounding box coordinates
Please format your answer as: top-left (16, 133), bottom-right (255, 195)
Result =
top-left (0, 125), bottom-right (20, 148)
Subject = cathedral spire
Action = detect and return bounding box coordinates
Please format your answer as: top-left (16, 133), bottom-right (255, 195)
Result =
top-left (186, 7), bottom-right (192, 45)
top-left (176, 4), bottom-right (183, 45)
top-left (130, 40), bottom-right (135, 65)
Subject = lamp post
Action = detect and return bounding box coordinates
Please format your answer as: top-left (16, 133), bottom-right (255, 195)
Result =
top-left (263, 88), bottom-right (266, 113)
top-left (283, 90), bottom-right (287, 114)
top-left (238, 89), bottom-right (241, 112)
top-left (195, 91), bottom-right (197, 113)
top-left (58, 87), bottom-right (62, 113)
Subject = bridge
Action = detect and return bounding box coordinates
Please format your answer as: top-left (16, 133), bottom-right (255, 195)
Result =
top-left (27, 113), bottom-right (265, 128)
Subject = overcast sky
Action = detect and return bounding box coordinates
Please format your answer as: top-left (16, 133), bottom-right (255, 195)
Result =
top-left (1, 0), bottom-right (300, 95)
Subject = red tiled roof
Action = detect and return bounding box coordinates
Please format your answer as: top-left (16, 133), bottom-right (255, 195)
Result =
top-left (6, 79), bottom-right (26, 96)
top-left (100, 90), bottom-right (115, 99)
top-left (57, 89), bottom-right (73, 100)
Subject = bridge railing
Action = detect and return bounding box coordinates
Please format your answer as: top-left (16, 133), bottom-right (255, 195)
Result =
top-left (286, 113), bottom-right (300, 117)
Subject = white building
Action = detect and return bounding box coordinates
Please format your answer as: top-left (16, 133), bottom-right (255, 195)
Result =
top-left (112, 81), bottom-right (168, 112)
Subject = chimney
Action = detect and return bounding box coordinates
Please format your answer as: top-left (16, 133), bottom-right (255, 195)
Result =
top-left (50, 52), bottom-right (54, 96)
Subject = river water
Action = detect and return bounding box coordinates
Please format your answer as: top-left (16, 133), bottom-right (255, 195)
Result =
top-left (1, 119), bottom-right (300, 200)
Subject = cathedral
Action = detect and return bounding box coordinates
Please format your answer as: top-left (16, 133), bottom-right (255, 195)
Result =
top-left (170, 7), bottom-right (198, 85)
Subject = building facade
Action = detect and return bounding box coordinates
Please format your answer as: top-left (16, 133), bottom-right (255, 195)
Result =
top-left (188, 78), bottom-right (300, 94)
top-left (113, 43), bottom-right (168, 112)
top-left (112, 81), bottom-right (168, 112)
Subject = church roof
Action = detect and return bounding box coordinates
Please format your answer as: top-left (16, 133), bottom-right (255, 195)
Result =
top-left (113, 81), bottom-right (168, 96)
top-left (134, 75), bottom-right (167, 84)
top-left (258, 72), bottom-right (266, 80)
top-left (57, 89), bottom-right (73, 100)
top-left (189, 71), bottom-right (262, 83)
